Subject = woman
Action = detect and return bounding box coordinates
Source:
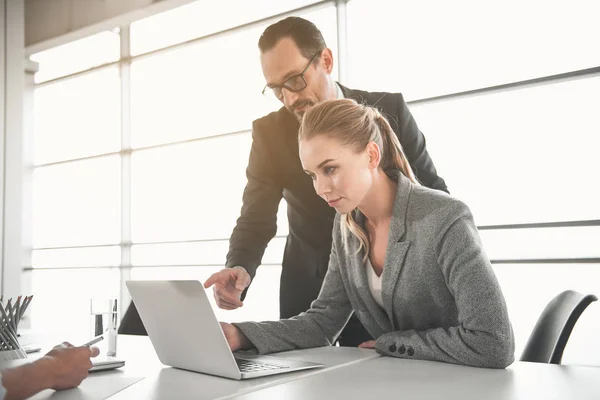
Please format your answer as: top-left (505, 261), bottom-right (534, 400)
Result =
top-left (219, 99), bottom-right (514, 368)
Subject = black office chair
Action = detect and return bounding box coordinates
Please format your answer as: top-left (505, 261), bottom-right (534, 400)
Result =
top-left (520, 290), bottom-right (597, 364)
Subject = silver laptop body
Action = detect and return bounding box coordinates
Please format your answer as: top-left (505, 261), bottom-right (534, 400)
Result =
top-left (126, 280), bottom-right (323, 380)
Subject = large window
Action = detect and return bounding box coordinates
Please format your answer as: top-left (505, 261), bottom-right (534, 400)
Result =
top-left (26, 0), bottom-right (599, 364)
top-left (346, 0), bottom-right (600, 100)
top-left (30, 31), bottom-right (120, 84)
top-left (27, 1), bottom-right (338, 339)
top-left (33, 67), bottom-right (121, 164)
top-left (409, 76), bottom-right (600, 225)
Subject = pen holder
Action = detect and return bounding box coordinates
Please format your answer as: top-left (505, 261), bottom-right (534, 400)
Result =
top-left (0, 295), bottom-right (33, 360)
top-left (0, 348), bottom-right (28, 361)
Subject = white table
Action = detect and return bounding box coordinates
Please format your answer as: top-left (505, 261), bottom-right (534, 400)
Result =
top-left (229, 355), bottom-right (600, 400)
top-left (9, 334), bottom-right (600, 400)
top-left (15, 335), bottom-right (379, 400)
top-left (108, 336), bottom-right (379, 400)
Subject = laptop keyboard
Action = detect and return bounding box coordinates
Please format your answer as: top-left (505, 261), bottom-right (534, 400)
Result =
top-left (235, 358), bottom-right (290, 373)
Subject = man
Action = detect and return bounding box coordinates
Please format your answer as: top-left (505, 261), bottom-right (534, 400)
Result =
top-left (0, 342), bottom-right (99, 400)
top-left (204, 17), bottom-right (448, 347)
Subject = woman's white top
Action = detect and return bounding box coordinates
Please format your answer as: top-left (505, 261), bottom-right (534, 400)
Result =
top-left (366, 258), bottom-right (384, 308)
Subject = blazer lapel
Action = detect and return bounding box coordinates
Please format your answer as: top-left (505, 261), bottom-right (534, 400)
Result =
top-left (381, 173), bottom-right (413, 328)
top-left (381, 241), bottom-right (409, 329)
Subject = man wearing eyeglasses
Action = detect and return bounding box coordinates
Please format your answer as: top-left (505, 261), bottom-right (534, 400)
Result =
top-left (204, 17), bottom-right (448, 346)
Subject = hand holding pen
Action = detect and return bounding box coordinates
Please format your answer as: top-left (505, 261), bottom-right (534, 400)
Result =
top-left (81, 335), bottom-right (104, 348)
top-left (0, 325), bottom-right (102, 398)
top-left (42, 340), bottom-right (101, 390)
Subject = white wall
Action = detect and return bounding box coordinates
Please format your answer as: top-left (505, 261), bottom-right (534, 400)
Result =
top-left (0, 1), bottom-right (5, 292)
top-left (1, 0), bottom-right (26, 299)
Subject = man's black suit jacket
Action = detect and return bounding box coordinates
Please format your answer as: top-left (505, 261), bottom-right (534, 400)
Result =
top-left (225, 84), bottom-right (448, 319)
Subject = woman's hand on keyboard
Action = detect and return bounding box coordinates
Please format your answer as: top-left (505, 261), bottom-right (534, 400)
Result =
top-left (220, 322), bottom-right (251, 351)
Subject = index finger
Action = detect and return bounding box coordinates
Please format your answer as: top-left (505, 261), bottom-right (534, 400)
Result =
top-left (204, 270), bottom-right (225, 288)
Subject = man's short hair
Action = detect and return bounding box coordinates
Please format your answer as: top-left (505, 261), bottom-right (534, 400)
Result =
top-left (258, 16), bottom-right (327, 59)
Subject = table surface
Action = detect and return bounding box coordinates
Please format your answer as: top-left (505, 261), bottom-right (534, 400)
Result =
top-left (108, 335), bottom-right (380, 400)
top-left (230, 355), bottom-right (600, 400)
top-left (13, 334), bottom-right (380, 400)
top-left (8, 334), bottom-right (600, 400)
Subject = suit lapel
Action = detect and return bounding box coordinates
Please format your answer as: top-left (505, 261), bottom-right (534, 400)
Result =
top-left (339, 83), bottom-right (386, 109)
top-left (340, 84), bottom-right (364, 104)
top-left (282, 108), bottom-right (300, 150)
top-left (380, 173), bottom-right (413, 329)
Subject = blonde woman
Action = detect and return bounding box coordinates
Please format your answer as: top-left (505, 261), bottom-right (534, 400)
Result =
top-left (218, 99), bottom-right (514, 368)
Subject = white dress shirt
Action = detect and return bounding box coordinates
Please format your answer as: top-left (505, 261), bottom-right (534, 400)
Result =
top-left (335, 82), bottom-right (344, 99)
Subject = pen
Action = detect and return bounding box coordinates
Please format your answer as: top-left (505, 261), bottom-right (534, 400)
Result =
top-left (82, 335), bottom-right (104, 347)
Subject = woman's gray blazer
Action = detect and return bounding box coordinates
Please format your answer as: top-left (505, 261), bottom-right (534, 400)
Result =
top-left (234, 173), bottom-right (515, 368)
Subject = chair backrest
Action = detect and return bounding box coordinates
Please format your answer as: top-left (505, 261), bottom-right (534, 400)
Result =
top-left (520, 290), bottom-right (597, 364)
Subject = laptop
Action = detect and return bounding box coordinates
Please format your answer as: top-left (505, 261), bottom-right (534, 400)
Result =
top-left (126, 280), bottom-right (324, 380)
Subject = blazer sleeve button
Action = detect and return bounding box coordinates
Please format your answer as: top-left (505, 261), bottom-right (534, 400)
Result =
top-left (388, 344), bottom-right (397, 352)
top-left (407, 346), bottom-right (414, 356)
top-left (398, 345), bottom-right (406, 354)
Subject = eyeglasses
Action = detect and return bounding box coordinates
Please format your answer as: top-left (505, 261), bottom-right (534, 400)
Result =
top-left (262, 52), bottom-right (321, 101)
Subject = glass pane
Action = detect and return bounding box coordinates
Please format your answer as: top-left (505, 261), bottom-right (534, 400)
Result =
top-left (131, 135), bottom-right (248, 242)
top-left (131, 133), bottom-right (288, 242)
top-left (409, 76), bottom-right (600, 225)
top-left (26, 268), bottom-right (121, 340)
top-left (130, 265), bottom-right (281, 322)
top-left (131, 0), bottom-right (327, 55)
top-left (30, 31), bottom-right (120, 83)
top-left (132, 134), bottom-right (239, 242)
top-left (130, 6), bottom-right (337, 148)
top-left (347, 0), bottom-right (600, 99)
top-left (493, 264), bottom-right (600, 366)
top-left (480, 227), bottom-right (600, 261)
top-left (131, 237), bottom-right (285, 266)
top-left (32, 246), bottom-right (121, 268)
top-left (34, 67), bottom-right (121, 164)
top-left (33, 156), bottom-right (121, 248)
